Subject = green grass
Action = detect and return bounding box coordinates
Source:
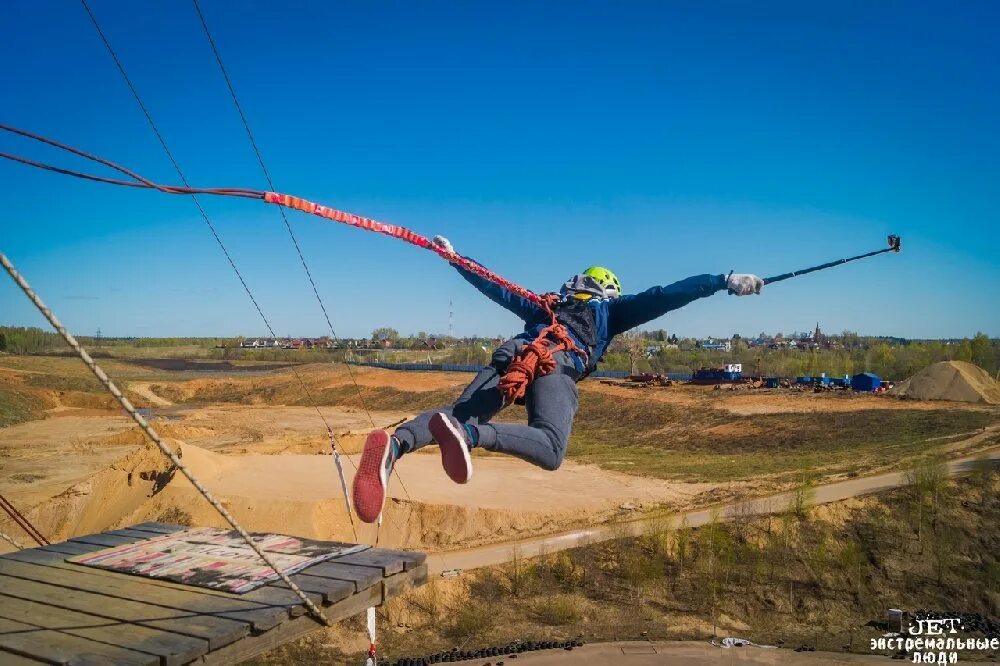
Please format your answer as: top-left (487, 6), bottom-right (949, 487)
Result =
top-left (24, 373), bottom-right (105, 392)
top-left (157, 375), bottom-right (461, 412)
top-left (564, 392), bottom-right (996, 482)
top-left (0, 355), bottom-right (183, 383)
top-left (0, 386), bottom-right (48, 428)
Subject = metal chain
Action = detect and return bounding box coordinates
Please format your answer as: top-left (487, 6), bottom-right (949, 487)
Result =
top-left (0, 252), bottom-right (330, 626)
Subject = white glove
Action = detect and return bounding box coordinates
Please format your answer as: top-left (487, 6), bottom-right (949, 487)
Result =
top-left (432, 235), bottom-right (454, 254)
top-left (726, 273), bottom-right (764, 296)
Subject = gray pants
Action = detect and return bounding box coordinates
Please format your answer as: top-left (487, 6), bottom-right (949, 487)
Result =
top-left (393, 339), bottom-right (579, 471)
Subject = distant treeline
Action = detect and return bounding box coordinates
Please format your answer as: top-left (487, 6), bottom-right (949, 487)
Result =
top-left (0, 327), bottom-right (63, 354)
top-left (2, 326), bottom-right (996, 380)
top-left (603, 332), bottom-right (998, 380)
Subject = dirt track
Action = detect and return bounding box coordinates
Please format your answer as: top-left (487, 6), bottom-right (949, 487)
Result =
top-left (428, 433), bottom-right (1000, 574)
top-left (129, 382), bottom-right (173, 407)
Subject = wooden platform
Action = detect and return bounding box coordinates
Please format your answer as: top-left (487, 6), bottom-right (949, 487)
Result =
top-left (0, 523), bottom-right (426, 665)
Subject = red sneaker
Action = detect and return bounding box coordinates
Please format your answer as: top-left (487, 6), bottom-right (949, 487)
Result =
top-left (429, 413), bottom-right (474, 484)
top-left (352, 430), bottom-right (398, 523)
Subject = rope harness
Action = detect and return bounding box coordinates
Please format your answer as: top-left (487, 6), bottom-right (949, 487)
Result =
top-left (498, 295), bottom-right (588, 405)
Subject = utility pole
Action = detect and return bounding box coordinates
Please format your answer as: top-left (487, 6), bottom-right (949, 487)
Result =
top-left (448, 300), bottom-right (454, 339)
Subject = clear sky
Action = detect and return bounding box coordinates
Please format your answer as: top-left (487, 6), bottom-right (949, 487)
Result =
top-left (2, 1), bottom-right (997, 340)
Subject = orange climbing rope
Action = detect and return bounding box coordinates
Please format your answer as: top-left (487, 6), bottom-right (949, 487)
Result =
top-left (499, 295), bottom-right (589, 405)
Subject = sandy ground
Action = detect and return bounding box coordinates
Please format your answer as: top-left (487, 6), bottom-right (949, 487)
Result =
top-left (504, 641), bottom-right (888, 664)
top-left (0, 434), bottom-right (714, 552)
top-left (162, 404), bottom-right (413, 454)
top-left (0, 414), bottom-right (136, 507)
top-left (1, 363), bottom-right (996, 557)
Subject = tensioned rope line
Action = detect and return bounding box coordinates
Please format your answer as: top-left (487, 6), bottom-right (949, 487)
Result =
top-left (0, 123), bottom-right (544, 307)
top-left (0, 122), bottom-right (582, 404)
top-left (190, 0), bottom-right (350, 383)
top-left (0, 252), bottom-right (331, 625)
top-left (188, 0), bottom-right (417, 507)
top-left (0, 493), bottom-right (48, 546)
top-left (76, 0), bottom-right (366, 536)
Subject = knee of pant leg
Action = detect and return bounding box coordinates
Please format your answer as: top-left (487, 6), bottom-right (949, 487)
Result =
top-left (541, 451), bottom-right (565, 471)
top-left (532, 419), bottom-right (568, 471)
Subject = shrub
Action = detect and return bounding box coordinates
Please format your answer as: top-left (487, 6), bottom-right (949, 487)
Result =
top-left (789, 480), bottom-right (816, 520)
top-left (445, 605), bottom-right (494, 641)
top-left (532, 594), bottom-right (581, 625)
top-left (157, 506), bottom-right (193, 526)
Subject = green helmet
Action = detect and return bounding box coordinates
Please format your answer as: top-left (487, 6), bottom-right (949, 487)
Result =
top-left (583, 266), bottom-right (621, 298)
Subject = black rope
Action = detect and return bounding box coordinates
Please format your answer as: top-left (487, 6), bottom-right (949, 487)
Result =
top-left (191, 0), bottom-right (415, 506)
top-left (80, 0), bottom-right (360, 538)
top-left (190, 0), bottom-right (380, 427)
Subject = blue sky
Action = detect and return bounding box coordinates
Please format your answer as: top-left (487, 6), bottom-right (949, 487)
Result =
top-left (2, 1), bottom-right (997, 339)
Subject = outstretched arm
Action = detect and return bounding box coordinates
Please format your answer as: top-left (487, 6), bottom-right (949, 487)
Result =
top-left (435, 236), bottom-right (544, 322)
top-left (609, 274), bottom-right (727, 335)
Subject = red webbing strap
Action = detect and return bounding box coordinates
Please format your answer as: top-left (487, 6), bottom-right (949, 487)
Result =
top-left (0, 124), bottom-right (546, 309)
top-left (266, 189), bottom-right (588, 401)
top-left (264, 191), bottom-right (546, 307)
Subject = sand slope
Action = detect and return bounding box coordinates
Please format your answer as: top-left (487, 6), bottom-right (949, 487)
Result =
top-left (891, 361), bottom-right (1000, 404)
top-left (11, 440), bottom-right (712, 551)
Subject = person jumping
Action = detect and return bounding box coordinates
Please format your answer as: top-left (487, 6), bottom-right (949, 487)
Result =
top-left (351, 236), bottom-right (764, 522)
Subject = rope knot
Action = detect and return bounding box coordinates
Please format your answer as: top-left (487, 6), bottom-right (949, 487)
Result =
top-left (499, 296), bottom-right (588, 405)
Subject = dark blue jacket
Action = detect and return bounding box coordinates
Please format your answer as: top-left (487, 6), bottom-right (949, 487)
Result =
top-left (453, 261), bottom-right (726, 373)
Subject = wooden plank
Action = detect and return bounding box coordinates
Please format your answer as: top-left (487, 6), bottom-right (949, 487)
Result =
top-left (0, 595), bottom-right (206, 666)
top-left (197, 576), bottom-right (379, 665)
top-left (0, 649), bottom-right (48, 665)
top-left (0, 615), bottom-right (157, 666)
top-left (101, 528), bottom-right (176, 541)
top-left (41, 536), bottom-right (325, 621)
top-left (333, 550), bottom-right (418, 575)
top-left (231, 587), bottom-right (322, 619)
top-left (1, 550), bottom-right (287, 632)
top-left (33, 542), bottom-right (97, 557)
top-left (26, 535), bottom-right (325, 624)
top-left (126, 523), bottom-right (187, 535)
top-left (383, 563), bottom-right (427, 599)
top-left (297, 561), bottom-right (382, 592)
top-left (67, 534), bottom-right (135, 548)
top-left (267, 574), bottom-right (354, 605)
top-left (198, 565), bottom-right (425, 665)
top-left (373, 548), bottom-right (427, 570)
top-left (0, 571), bottom-right (246, 651)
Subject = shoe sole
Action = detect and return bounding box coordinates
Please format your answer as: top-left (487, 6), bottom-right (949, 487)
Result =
top-left (353, 430), bottom-right (391, 523)
top-left (429, 413), bottom-right (473, 484)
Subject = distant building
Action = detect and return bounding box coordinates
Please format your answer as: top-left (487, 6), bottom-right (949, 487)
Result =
top-left (700, 338), bottom-right (732, 352)
top-left (240, 338), bottom-right (285, 348)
